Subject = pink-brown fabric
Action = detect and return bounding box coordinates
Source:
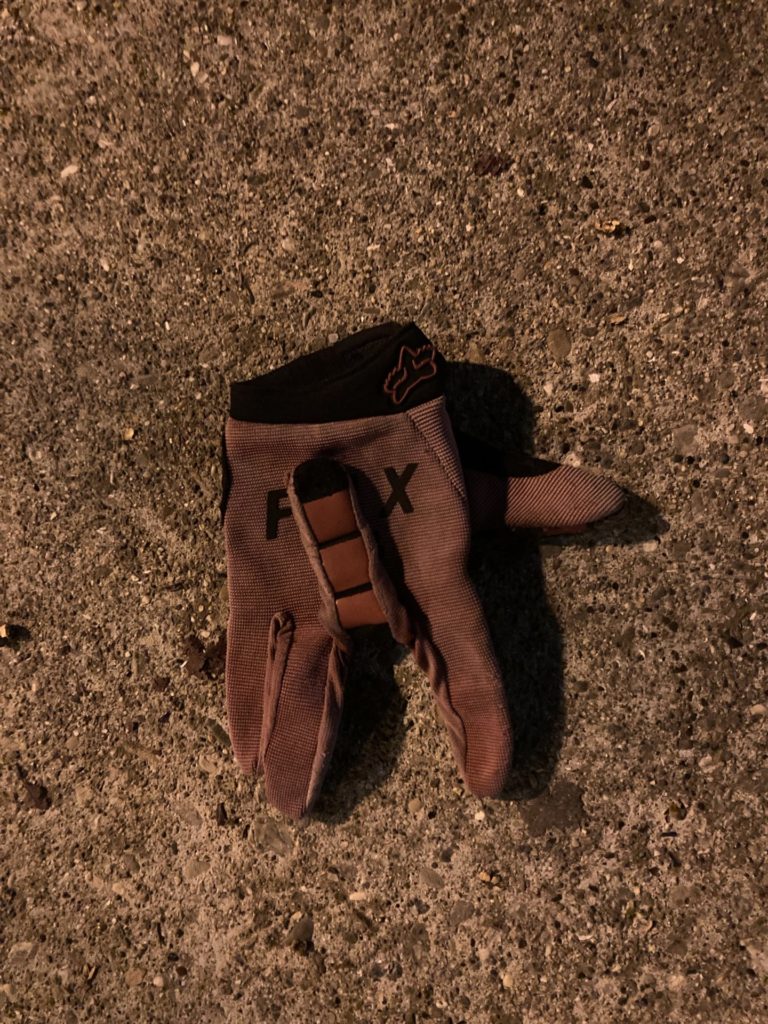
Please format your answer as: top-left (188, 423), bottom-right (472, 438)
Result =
top-left (466, 460), bottom-right (624, 534)
top-left (222, 320), bottom-right (625, 819)
top-left (318, 535), bottom-right (371, 593)
top-left (224, 394), bottom-right (513, 818)
top-left (303, 491), bottom-right (358, 542)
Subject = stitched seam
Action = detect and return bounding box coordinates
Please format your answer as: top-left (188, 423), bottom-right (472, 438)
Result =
top-left (404, 409), bottom-right (467, 505)
top-left (260, 613), bottom-right (293, 764)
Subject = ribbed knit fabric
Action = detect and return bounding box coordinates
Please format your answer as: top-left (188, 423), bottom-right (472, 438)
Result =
top-left (465, 460), bottom-right (624, 533)
top-left (223, 326), bottom-right (513, 819)
top-left (222, 321), bottom-right (625, 818)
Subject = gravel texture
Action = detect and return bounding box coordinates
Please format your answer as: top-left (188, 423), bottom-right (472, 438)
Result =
top-left (1, 2), bottom-right (767, 1022)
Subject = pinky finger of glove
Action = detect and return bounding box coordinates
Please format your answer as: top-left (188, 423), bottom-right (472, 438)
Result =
top-left (260, 610), bottom-right (347, 820)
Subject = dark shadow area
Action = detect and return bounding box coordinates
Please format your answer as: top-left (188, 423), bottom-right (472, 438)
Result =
top-left (313, 627), bottom-right (408, 823)
top-left (450, 361), bottom-right (663, 800)
top-left (468, 530), bottom-right (564, 799)
top-left (441, 361), bottom-right (567, 798)
top-left (446, 360), bottom-right (666, 549)
top-left (312, 359), bottom-right (664, 818)
top-left (0, 624), bottom-right (32, 650)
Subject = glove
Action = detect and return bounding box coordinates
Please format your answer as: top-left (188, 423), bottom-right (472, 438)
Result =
top-left (222, 323), bottom-right (513, 818)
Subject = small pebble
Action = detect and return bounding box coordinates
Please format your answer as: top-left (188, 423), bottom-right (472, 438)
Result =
top-left (152, 975), bottom-right (165, 989)
top-left (253, 818), bottom-right (292, 857)
top-left (287, 912), bottom-right (313, 947)
top-left (9, 942), bottom-right (36, 964)
top-left (74, 783), bottom-right (93, 807)
top-left (418, 866), bottom-right (444, 889)
top-left (183, 857), bottom-right (209, 881)
top-left (196, 749), bottom-right (218, 770)
top-left (122, 853), bottom-right (139, 873)
top-left (468, 340), bottom-right (486, 363)
top-left (547, 327), bottom-right (571, 361)
top-left (672, 424), bottom-right (698, 456)
top-left (177, 804), bottom-right (203, 828)
top-left (449, 900), bottom-right (474, 928)
top-left (207, 718), bottom-right (231, 748)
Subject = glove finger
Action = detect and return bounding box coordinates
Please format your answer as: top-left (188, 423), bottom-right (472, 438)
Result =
top-left (290, 454), bottom-right (511, 798)
top-left (225, 612), bottom-right (268, 776)
top-left (458, 433), bottom-right (624, 533)
top-left (467, 459), bottom-right (624, 532)
top-left (404, 542), bottom-right (513, 799)
top-left (290, 457), bottom-right (398, 632)
top-left (260, 616), bottom-right (346, 820)
top-left (262, 458), bottom-right (397, 820)
top-left (377, 405), bottom-right (513, 798)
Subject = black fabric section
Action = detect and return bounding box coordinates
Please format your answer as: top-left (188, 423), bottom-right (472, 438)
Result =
top-left (334, 581), bottom-right (374, 600)
top-left (456, 430), bottom-right (559, 479)
top-left (265, 488), bottom-right (291, 540)
top-left (293, 457), bottom-right (348, 501)
top-left (381, 462), bottom-right (418, 515)
top-left (220, 428), bottom-right (233, 524)
top-left (230, 322), bottom-right (446, 423)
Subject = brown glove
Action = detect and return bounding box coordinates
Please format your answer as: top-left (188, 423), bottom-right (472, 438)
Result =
top-left (222, 323), bottom-right (512, 818)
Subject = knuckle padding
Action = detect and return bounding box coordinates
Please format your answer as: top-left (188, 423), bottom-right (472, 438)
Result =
top-left (336, 589), bottom-right (387, 629)
top-left (301, 485), bottom-right (387, 628)
top-left (320, 536), bottom-right (371, 593)
top-left (303, 491), bottom-right (357, 542)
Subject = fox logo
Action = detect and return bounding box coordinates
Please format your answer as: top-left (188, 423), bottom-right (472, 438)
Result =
top-left (383, 343), bottom-right (438, 406)
top-left (266, 464), bottom-right (418, 539)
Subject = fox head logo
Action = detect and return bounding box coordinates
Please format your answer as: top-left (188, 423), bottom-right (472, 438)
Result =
top-left (383, 343), bottom-right (438, 406)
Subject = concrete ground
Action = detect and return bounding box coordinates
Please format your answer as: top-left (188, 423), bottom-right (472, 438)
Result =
top-left (1, 2), bottom-right (766, 1022)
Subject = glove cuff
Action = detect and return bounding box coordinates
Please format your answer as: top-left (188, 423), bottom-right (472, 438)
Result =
top-left (230, 321), bottom-right (445, 423)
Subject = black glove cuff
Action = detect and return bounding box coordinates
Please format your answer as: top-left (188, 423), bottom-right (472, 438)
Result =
top-left (230, 322), bottom-right (445, 423)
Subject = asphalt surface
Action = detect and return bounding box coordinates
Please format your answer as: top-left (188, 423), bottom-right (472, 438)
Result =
top-left (1, 2), bottom-right (767, 1022)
